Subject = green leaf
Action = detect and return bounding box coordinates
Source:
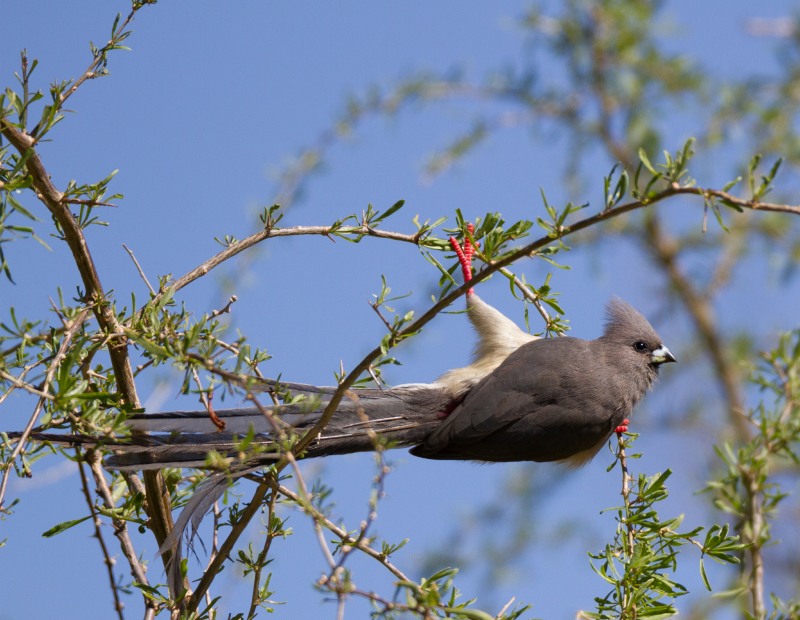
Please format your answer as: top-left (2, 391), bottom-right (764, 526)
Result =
top-left (638, 148), bottom-right (657, 174)
top-left (42, 516), bottom-right (91, 537)
top-left (644, 469), bottom-right (671, 497)
top-left (721, 175), bottom-right (741, 192)
top-left (440, 608), bottom-right (495, 620)
top-left (710, 203), bottom-right (730, 233)
top-left (372, 199), bottom-right (405, 223)
top-left (699, 558), bottom-right (711, 591)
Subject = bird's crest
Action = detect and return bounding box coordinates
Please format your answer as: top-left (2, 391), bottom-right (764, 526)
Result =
top-left (603, 297), bottom-right (660, 343)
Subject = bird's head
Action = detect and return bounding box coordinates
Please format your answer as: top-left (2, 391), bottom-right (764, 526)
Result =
top-left (601, 297), bottom-right (677, 373)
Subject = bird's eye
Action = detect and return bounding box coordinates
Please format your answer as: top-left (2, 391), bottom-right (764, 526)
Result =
top-left (633, 341), bottom-right (648, 352)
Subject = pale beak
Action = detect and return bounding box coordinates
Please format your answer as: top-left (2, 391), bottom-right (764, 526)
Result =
top-left (651, 345), bottom-right (677, 364)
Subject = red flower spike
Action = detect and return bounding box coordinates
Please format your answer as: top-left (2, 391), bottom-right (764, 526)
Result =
top-left (463, 223), bottom-right (476, 263)
top-left (615, 418), bottom-right (630, 434)
top-left (449, 223), bottom-right (477, 294)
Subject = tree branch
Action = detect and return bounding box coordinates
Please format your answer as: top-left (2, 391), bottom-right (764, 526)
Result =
top-left (76, 453), bottom-right (126, 620)
top-left (153, 223), bottom-right (428, 304)
top-left (87, 452), bottom-right (153, 605)
top-left (0, 306), bottom-right (90, 509)
top-left (0, 118), bottom-right (182, 598)
top-left (186, 479), bottom-right (270, 611)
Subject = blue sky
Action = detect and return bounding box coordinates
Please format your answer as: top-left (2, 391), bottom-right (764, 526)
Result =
top-left (2, 2), bottom-right (799, 619)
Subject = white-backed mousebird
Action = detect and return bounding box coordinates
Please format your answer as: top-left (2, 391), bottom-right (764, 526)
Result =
top-left (9, 228), bottom-right (675, 552)
top-left (12, 228), bottom-right (675, 473)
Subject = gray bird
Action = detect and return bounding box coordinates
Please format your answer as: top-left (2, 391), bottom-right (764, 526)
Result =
top-left (11, 243), bottom-right (675, 551)
top-left (13, 232), bottom-right (675, 471)
top-left (412, 297), bottom-right (675, 464)
top-left (22, 293), bottom-right (673, 474)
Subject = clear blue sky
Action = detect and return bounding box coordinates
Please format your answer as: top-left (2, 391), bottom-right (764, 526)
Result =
top-left (2, 2), bottom-right (799, 619)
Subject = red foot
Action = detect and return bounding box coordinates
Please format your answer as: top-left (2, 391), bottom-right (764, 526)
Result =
top-left (449, 223), bottom-right (478, 294)
top-left (614, 419), bottom-right (630, 434)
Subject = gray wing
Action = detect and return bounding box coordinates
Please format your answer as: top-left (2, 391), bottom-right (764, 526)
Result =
top-left (411, 338), bottom-right (624, 462)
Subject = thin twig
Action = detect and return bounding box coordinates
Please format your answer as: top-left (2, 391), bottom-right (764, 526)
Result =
top-left (0, 366), bottom-right (55, 402)
top-left (247, 490), bottom-right (279, 619)
top-left (30, 5), bottom-right (145, 137)
top-left (123, 243), bottom-right (156, 295)
top-left (276, 483), bottom-right (411, 583)
top-left (0, 327), bottom-right (61, 364)
top-left (495, 597), bottom-right (517, 619)
top-left (76, 452), bottom-right (125, 620)
top-left (496, 266), bottom-right (556, 333)
top-left (153, 224), bottom-right (429, 304)
top-left (210, 295), bottom-right (238, 317)
top-left (190, 367), bottom-right (225, 431)
top-left (336, 597), bottom-right (346, 620)
top-left (616, 432), bottom-right (635, 617)
top-left (285, 451), bottom-right (337, 569)
top-left (88, 453), bottom-right (154, 605)
top-left (617, 436), bottom-right (635, 557)
top-left (0, 307), bottom-right (91, 510)
top-left (187, 480), bottom-right (271, 611)
top-left (369, 300), bottom-right (394, 332)
top-left (63, 197), bottom-right (118, 208)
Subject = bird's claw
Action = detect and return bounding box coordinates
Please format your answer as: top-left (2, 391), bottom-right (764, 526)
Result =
top-left (615, 418), bottom-right (630, 434)
top-left (449, 223), bottom-right (478, 293)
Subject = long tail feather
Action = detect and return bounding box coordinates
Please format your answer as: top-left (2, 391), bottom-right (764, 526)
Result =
top-left (10, 383), bottom-right (455, 557)
top-left (17, 384), bottom-right (455, 470)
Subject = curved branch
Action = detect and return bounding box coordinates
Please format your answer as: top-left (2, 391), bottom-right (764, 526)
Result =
top-left (156, 224), bottom-right (426, 303)
top-left (155, 182), bottom-right (800, 313)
